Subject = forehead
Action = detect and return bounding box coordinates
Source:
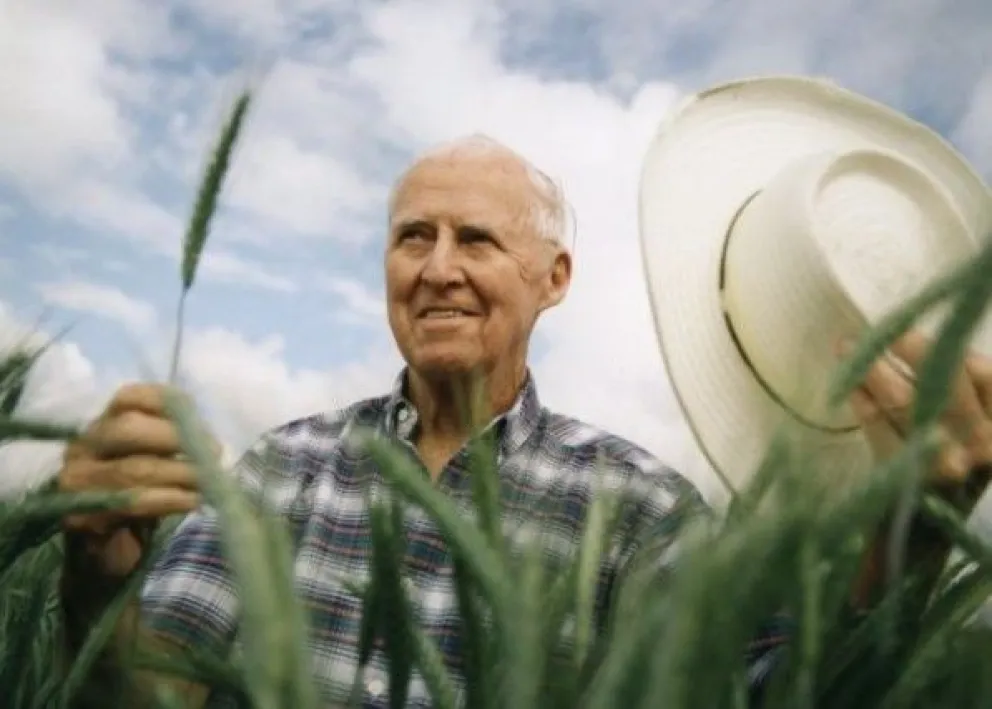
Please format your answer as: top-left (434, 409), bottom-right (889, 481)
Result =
top-left (389, 153), bottom-right (537, 229)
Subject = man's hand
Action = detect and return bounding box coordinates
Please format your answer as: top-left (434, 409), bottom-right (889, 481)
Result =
top-left (59, 382), bottom-right (216, 579)
top-left (56, 384), bottom-right (219, 709)
top-left (843, 328), bottom-right (992, 607)
top-left (845, 328), bottom-right (992, 494)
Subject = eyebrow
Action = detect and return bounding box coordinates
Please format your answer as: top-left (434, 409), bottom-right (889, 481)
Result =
top-left (390, 218), bottom-right (433, 236)
top-left (392, 216), bottom-right (500, 233)
top-left (392, 218), bottom-right (429, 230)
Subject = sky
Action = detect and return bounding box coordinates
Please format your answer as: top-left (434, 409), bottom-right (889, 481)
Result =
top-left (0, 0), bottom-right (990, 504)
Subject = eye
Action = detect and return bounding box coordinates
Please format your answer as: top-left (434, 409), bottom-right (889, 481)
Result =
top-left (458, 226), bottom-right (496, 245)
top-left (395, 222), bottom-right (433, 244)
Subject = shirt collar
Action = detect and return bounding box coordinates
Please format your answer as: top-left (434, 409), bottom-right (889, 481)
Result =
top-left (381, 368), bottom-right (544, 460)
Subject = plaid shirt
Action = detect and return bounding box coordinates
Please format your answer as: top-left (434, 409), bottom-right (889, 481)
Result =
top-left (140, 371), bottom-right (784, 707)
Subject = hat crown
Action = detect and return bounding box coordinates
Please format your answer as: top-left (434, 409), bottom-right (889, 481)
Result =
top-left (721, 148), bottom-right (975, 429)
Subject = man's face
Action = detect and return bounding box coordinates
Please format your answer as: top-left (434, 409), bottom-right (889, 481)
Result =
top-left (385, 152), bottom-right (571, 380)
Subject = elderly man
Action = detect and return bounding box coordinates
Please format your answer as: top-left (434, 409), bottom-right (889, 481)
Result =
top-left (57, 135), bottom-right (989, 708)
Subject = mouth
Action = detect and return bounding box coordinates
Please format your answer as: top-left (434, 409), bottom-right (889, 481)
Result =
top-left (417, 307), bottom-right (480, 320)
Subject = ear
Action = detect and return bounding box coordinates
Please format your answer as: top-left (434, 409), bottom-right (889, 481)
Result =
top-left (538, 248), bottom-right (572, 312)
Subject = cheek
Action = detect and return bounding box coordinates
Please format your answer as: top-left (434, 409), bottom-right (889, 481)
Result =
top-left (476, 286), bottom-right (539, 338)
top-left (385, 262), bottom-right (415, 304)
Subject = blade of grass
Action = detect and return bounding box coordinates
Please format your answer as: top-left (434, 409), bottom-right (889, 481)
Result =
top-left (408, 621), bottom-right (458, 709)
top-left (450, 553), bottom-right (494, 709)
top-left (504, 541), bottom-right (548, 709)
top-left (573, 487), bottom-right (618, 674)
top-left (164, 391), bottom-right (315, 709)
top-left (364, 439), bottom-right (513, 615)
top-left (828, 244), bottom-right (985, 407)
top-left (0, 417), bottom-right (79, 443)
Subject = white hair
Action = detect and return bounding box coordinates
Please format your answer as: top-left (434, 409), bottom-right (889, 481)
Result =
top-left (388, 133), bottom-right (573, 250)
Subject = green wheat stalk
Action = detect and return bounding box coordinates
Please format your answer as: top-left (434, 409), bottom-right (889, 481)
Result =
top-left (167, 91), bottom-right (252, 383)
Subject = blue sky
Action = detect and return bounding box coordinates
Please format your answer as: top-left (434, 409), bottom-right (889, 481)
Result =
top-left (1, 0), bottom-right (990, 500)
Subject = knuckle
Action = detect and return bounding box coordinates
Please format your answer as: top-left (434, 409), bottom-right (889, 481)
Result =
top-left (109, 382), bottom-right (146, 409)
top-left (113, 456), bottom-right (146, 488)
top-left (108, 381), bottom-right (171, 416)
top-left (970, 420), bottom-right (992, 458)
top-left (131, 456), bottom-right (152, 484)
top-left (132, 456), bottom-right (160, 486)
top-left (62, 438), bottom-right (88, 463)
top-left (888, 388), bottom-right (915, 413)
top-left (59, 459), bottom-right (95, 493)
top-left (967, 353), bottom-right (992, 380)
top-left (119, 380), bottom-right (162, 397)
top-left (115, 410), bottom-right (150, 441)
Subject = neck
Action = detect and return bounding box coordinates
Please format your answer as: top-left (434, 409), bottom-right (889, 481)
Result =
top-left (406, 362), bottom-right (526, 445)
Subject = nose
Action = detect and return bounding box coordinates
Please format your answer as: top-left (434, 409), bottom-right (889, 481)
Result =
top-left (421, 228), bottom-right (465, 287)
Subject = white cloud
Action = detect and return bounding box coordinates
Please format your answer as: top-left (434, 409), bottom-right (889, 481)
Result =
top-left (36, 280), bottom-right (158, 334)
top-left (31, 244), bottom-right (90, 273)
top-left (179, 326), bottom-right (401, 451)
top-left (175, 0), bottom-right (349, 46)
top-left (224, 130), bottom-right (380, 239)
top-left (0, 302), bottom-right (106, 497)
top-left (0, 0), bottom-right (178, 200)
top-left (198, 250), bottom-right (300, 293)
top-left (0, 4), bottom-right (132, 191)
top-left (318, 276), bottom-right (386, 321)
top-left (58, 178), bottom-right (181, 256)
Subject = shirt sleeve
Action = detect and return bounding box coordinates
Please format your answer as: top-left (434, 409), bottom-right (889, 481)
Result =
top-left (138, 429), bottom-right (301, 655)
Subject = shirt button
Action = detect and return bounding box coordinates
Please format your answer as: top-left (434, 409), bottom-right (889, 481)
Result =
top-left (367, 677), bottom-right (385, 698)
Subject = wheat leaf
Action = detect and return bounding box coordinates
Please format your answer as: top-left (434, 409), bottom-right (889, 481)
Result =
top-left (911, 238), bottom-right (992, 429)
top-left (0, 416), bottom-right (79, 443)
top-left (163, 391), bottom-right (298, 709)
top-left (828, 248), bottom-right (984, 406)
top-left (364, 439), bottom-right (513, 613)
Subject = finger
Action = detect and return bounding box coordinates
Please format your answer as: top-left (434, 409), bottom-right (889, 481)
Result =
top-left (890, 328), bottom-right (985, 428)
top-left (128, 488), bottom-right (202, 517)
top-left (930, 429), bottom-right (972, 486)
top-left (849, 386), bottom-right (909, 465)
top-left (886, 328), bottom-right (932, 369)
top-left (63, 488), bottom-right (202, 532)
top-left (848, 387), bottom-right (883, 425)
top-left (103, 382), bottom-right (183, 419)
top-left (858, 357), bottom-right (917, 435)
top-left (64, 414), bottom-right (107, 462)
top-left (86, 410), bottom-right (182, 458)
top-left (61, 456), bottom-right (200, 494)
top-left (965, 353), bottom-right (992, 414)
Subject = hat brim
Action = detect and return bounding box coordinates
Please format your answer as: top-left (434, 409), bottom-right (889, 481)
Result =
top-left (638, 75), bottom-right (992, 494)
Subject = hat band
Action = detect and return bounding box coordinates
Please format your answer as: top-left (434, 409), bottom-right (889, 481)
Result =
top-left (718, 190), bottom-right (859, 435)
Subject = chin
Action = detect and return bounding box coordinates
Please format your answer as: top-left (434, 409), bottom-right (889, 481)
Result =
top-left (410, 347), bottom-right (483, 379)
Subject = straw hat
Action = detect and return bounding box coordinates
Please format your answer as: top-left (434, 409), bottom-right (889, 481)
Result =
top-left (638, 75), bottom-right (992, 494)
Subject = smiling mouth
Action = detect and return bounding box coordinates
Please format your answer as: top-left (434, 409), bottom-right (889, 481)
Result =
top-left (417, 308), bottom-right (479, 319)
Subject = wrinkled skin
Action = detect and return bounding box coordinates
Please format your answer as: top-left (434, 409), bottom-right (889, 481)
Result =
top-left (385, 150), bottom-right (571, 390)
